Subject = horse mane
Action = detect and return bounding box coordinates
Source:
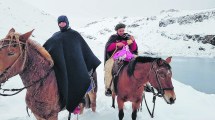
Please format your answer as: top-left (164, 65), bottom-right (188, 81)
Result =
top-left (27, 39), bottom-right (54, 66)
top-left (20, 39), bottom-right (54, 84)
top-left (127, 56), bottom-right (160, 77)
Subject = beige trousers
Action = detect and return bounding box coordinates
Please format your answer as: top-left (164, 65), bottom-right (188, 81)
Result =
top-left (104, 58), bottom-right (115, 92)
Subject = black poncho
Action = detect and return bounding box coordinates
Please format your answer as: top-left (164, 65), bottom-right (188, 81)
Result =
top-left (43, 28), bottom-right (101, 112)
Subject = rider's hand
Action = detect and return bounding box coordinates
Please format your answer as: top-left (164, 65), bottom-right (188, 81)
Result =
top-left (116, 42), bottom-right (125, 48)
top-left (127, 40), bottom-right (133, 45)
top-left (129, 35), bottom-right (135, 41)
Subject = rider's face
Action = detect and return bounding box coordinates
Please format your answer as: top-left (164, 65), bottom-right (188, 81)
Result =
top-left (58, 22), bottom-right (67, 28)
top-left (117, 28), bottom-right (125, 36)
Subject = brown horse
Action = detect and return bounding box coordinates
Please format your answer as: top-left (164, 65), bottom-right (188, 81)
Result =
top-left (111, 56), bottom-right (176, 120)
top-left (0, 28), bottom-right (97, 120)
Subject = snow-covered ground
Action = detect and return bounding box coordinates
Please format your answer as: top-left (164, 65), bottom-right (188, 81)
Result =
top-left (0, 0), bottom-right (215, 120)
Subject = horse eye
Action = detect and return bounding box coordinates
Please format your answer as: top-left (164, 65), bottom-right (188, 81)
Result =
top-left (8, 52), bottom-right (15, 56)
top-left (159, 73), bottom-right (166, 79)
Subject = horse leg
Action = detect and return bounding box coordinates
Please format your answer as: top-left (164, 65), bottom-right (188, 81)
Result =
top-left (92, 70), bottom-right (98, 93)
top-left (84, 94), bottom-right (90, 109)
top-left (132, 109), bottom-right (137, 120)
top-left (88, 70), bottom-right (98, 112)
top-left (111, 92), bottom-right (116, 108)
top-left (117, 97), bottom-right (124, 120)
top-left (131, 102), bottom-right (141, 120)
top-left (88, 91), bottom-right (97, 112)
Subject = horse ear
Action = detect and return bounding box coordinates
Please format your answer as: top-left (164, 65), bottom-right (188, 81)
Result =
top-left (19, 29), bottom-right (34, 42)
top-left (5, 28), bottom-right (16, 38)
top-left (165, 56), bottom-right (172, 63)
top-left (9, 28), bottom-right (15, 33)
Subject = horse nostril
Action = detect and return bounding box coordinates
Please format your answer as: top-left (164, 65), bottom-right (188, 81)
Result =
top-left (170, 98), bottom-right (175, 104)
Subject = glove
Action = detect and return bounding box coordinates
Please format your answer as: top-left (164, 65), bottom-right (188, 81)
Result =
top-left (127, 39), bottom-right (133, 45)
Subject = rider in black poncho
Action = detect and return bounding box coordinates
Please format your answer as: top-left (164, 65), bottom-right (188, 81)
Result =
top-left (43, 15), bottom-right (101, 112)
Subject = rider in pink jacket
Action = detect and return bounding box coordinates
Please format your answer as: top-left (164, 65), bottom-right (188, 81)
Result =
top-left (104, 23), bottom-right (138, 63)
top-left (104, 23), bottom-right (138, 96)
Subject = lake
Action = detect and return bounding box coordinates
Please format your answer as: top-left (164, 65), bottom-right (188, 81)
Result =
top-left (170, 56), bottom-right (215, 94)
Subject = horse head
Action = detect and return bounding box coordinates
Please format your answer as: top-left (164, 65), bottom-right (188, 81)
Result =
top-left (0, 28), bottom-right (33, 83)
top-left (148, 56), bottom-right (176, 104)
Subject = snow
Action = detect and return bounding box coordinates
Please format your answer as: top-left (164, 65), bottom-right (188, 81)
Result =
top-left (78, 16), bottom-right (215, 58)
top-left (0, 0), bottom-right (215, 120)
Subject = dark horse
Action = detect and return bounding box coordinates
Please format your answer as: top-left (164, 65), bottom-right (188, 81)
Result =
top-left (111, 56), bottom-right (176, 120)
top-left (0, 28), bottom-right (97, 120)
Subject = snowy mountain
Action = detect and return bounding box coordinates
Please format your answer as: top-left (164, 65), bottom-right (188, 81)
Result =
top-left (0, 0), bottom-right (215, 120)
top-left (0, 0), bottom-right (58, 44)
top-left (159, 9), bottom-right (215, 46)
top-left (78, 9), bottom-right (215, 58)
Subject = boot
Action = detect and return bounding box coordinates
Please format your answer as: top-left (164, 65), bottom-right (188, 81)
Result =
top-left (105, 88), bottom-right (112, 96)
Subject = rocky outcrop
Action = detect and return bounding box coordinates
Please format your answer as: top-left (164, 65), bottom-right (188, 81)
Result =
top-left (159, 10), bottom-right (215, 27)
top-left (187, 35), bottom-right (215, 45)
top-left (160, 32), bottom-right (215, 46)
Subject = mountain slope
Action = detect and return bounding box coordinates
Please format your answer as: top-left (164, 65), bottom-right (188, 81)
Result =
top-left (78, 9), bottom-right (215, 58)
top-left (0, 0), bottom-right (57, 44)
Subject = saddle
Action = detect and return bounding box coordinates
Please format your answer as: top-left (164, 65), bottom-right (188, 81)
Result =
top-left (112, 60), bottom-right (129, 94)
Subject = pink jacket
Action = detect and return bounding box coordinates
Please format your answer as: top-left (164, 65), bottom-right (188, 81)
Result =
top-left (107, 40), bottom-right (137, 52)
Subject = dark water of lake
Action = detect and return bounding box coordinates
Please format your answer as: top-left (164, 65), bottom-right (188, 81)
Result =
top-left (170, 56), bottom-right (215, 94)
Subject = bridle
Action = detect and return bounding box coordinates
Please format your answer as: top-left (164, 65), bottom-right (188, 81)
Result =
top-left (135, 59), bottom-right (174, 97)
top-left (0, 39), bottom-right (26, 83)
top-left (141, 59), bottom-right (174, 118)
top-left (0, 38), bottom-right (52, 96)
top-left (150, 59), bottom-right (174, 97)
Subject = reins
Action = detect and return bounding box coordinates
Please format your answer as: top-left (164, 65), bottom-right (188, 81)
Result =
top-left (140, 61), bottom-right (158, 118)
top-left (0, 68), bottom-right (53, 96)
top-left (141, 59), bottom-right (174, 118)
top-left (142, 86), bottom-right (156, 118)
top-left (110, 46), bottom-right (118, 58)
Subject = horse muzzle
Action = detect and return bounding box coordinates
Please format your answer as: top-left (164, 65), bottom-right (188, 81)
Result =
top-left (163, 90), bottom-right (176, 104)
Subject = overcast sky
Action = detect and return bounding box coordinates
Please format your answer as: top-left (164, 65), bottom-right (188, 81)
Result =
top-left (23, 0), bottom-right (215, 17)
top-left (22, 0), bottom-right (215, 17)
top-left (22, 0), bottom-right (215, 27)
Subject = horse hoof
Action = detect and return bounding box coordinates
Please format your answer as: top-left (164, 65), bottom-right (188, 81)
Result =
top-left (92, 107), bottom-right (96, 112)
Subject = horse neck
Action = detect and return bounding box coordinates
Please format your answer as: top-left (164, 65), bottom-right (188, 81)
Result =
top-left (132, 62), bottom-right (152, 84)
top-left (19, 41), bottom-right (52, 86)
